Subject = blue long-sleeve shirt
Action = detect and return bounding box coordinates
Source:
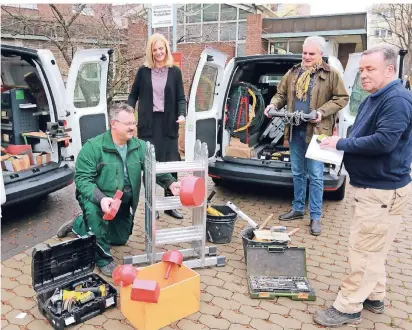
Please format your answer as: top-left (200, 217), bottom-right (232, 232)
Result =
top-left (337, 80), bottom-right (412, 190)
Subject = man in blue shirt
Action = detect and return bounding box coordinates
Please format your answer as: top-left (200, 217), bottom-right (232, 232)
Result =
top-left (314, 46), bottom-right (412, 327)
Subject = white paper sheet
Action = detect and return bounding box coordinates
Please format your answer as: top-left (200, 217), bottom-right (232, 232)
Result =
top-left (305, 135), bottom-right (344, 166)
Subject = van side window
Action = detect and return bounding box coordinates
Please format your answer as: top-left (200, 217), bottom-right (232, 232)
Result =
top-left (195, 65), bottom-right (218, 112)
top-left (74, 62), bottom-right (101, 108)
top-left (349, 72), bottom-right (369, 116)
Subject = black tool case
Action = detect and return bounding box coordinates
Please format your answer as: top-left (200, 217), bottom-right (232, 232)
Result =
top-left (246, 245), bottom-right (316, 301)
top-left (31, 234), bottom-right (118, 330)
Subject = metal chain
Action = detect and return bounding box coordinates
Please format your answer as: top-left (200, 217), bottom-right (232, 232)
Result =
top-left (278, 110), bottom-right (311, 142)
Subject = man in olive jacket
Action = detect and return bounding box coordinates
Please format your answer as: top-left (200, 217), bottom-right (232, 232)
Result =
top-left (264, 36), bottom-right (348, 236)
top-left (57, 103), bottom-right (180, 277)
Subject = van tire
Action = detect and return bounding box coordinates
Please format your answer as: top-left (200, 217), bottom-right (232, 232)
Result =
top-left (327, 176), bottom-right (346, 201)
top-left (212, 178), bottom-right (222, 186)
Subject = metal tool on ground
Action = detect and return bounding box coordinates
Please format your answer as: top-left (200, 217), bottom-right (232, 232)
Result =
top-left (123, 140), bottom-right (225, 269)
top-left (130, 279), bottom-right (160, 303)
top-left (112, 264), bottom-right (139, 287)
top-left (103, 190), bottom-right (123, 220)
top-left (226, 201), bottom-right (258, 228)
top-left (162, 250), bottom-right (183, 279)
top-left (252, 214), bottom-right (273, 241)
top-left (206, 190), bottom-right (224, 216)
top-left (75, 284), bottom-right (108, 297)
top-left (254, 227), bottom-right (300, 243)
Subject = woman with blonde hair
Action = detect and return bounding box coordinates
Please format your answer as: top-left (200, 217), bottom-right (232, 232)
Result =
top-left (128, 33), bottom-right (186, 219)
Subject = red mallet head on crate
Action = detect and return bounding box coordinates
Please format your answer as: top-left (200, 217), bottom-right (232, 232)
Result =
top-left (112, 264), bottom-right (138, 287)
top-left (103, 190), bottom-right (123, 220)
top-left (179, 176), bottom-right (206, 206)
top-left (130, 279), bottom-right (160, 303)
top-left (162, 250), bottom-right (183, 279)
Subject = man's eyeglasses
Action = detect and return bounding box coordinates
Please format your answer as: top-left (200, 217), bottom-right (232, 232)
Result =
top-left (113, 119), bottom-right (137, 126)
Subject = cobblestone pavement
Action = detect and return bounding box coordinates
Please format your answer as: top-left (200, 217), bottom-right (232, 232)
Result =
top-left (2, 179), bottom-right (412, 330)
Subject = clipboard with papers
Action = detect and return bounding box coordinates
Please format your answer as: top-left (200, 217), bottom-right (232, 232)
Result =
top-left (305, 135), bottom-right (344, 166)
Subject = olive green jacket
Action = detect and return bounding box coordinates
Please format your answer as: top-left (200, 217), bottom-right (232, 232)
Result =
top-left (271, 61), bottom-right (349, 142)
top-left (74, 130), bottom-right (175, 214)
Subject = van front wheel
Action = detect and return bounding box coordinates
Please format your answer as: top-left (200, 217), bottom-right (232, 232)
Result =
top-left (326, 177), bottom-right (346, 201)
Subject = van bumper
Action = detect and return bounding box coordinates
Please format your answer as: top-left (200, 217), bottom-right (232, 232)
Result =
top-left (3, 164), bottom-right (74, 206)
top-left (208, 160), bottom-right (345, 191)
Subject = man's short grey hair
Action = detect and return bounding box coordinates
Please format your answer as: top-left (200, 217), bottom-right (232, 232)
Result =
top-left (303, 36), bottom-right (326, 53)
top-left (109, 102), bottom-right (135, 121)
top-left (362, 45), bottom-right (398, 72)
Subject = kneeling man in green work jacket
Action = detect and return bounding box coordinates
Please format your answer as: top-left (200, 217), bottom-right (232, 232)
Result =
top-left (57, 103), bottom-right (181, 277)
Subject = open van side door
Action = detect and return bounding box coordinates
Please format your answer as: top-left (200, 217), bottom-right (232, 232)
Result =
top-left (185, 49), bottom-right (227, 161)
top-left (64, 48), bottom-right (112, 160)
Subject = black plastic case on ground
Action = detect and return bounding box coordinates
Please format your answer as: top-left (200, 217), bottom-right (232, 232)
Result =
top-left (31, 234), bottom-right (118, 330)
top-left (246, 245), bottom-right (316, 301)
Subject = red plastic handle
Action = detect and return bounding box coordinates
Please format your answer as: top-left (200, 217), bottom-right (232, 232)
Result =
top-left (103, 190), bottom-right (123, 220)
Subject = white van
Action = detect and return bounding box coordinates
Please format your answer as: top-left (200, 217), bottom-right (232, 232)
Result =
top-left (185, 50), bottom-right (364, 201)
top-left (1, 45), bottom-right (110, 207)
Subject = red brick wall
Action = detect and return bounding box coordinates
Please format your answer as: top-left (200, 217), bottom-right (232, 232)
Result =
top-left (246, 14), bottom-right (264, 55)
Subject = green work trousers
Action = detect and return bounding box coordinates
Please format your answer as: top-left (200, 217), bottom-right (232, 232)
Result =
top-left (72, 191), bottom-right (133, 268)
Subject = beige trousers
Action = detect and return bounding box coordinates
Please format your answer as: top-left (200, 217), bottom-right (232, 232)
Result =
top-left (333, 183), bottom-right (411, 314)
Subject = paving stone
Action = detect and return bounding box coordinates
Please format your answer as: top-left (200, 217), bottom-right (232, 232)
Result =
top-left (186, 312), bottom-right (201, 321)
top-left (220, 309), bottom-right (251, 324)
top-left (1, 302), bottom-right (13, 315)
top-left (357, 318), bottom-right (375, 329)
top-left (227, 325), bottom-right (252, 330)
top-left (1, 277), bottom-right (19, 290)
top-left (205, 286), bottom-right (233, 299)
top-left (1, 266), bottom-right (23, 278)
top-left (2, 325), bottom-right (21, 330)
top-left (199, 302), bottom-right (222, 316)
top-left (269, 314), bottom-right (302, 329)
top-left (392, 301), bottom-right (412, 314)
top-left (277, 297), bottom-right (307, 311)
top-left (103, 306), bottom-right (125, 320)
top-left (385, 306), bottom-right (409, 319)
top-left (27, 319), bottom-right (50, 330)
top-left (239, 305), bottom-right (270, 319)
top-left (216, 272), bottom-right (243, 284)
top-left (232, 293), bottom-right (259, 307)
top-left (78, 325), bottom-right (102, 330)
top-left (177, 319), bottom-right (207, 330)
top-left (15, 274), bottom-right (32, 286)
top-left (103, 319), bottom-right (134, 330)
top-left (398, 320), bottom-right (412, 330)
top-left (201, 275), bottom-right (225, 287)
top-left (1, 289), bottom-right (16, 301)
top-left (249, 319), bottom-right (283, 330)
top-left (9, 296), bottom-right (36, 310)
top-left (375, 323), bottom-right (396, 330)
top-left (13, 284), bottom-right (36, 298)
top-left (2, 259), bottom-right (25, 269)
top-left (29, 305), bottom-right (45, 320)
top-left (5, 309), bottom-right (35, 326)
top-left (201, 293), bottom-right (214, 302)
top-left (289, 309), bottom-right (314, 324)
top-left (307, 266), bottom-right (332, 277)
top-left (83, 314), bottom-right (107, 325)
top-left (199, 314), bottom-right (230, 329)
top-left (196, 268), bottom-right (218, 277)
top-left (387, 292), bottom-right (407, 302)
top-left (212, 297), bottom-right (241, 310)
top-left (223, 282), bottom-right (248, 294)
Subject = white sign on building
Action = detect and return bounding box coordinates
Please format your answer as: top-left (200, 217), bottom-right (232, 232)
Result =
top-left (151, 4), bottom-right (174, 28)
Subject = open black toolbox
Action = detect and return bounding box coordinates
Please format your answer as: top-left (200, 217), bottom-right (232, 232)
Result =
top-left (31, 234), bottom-right (118, 330)
top-left (246, 245), bottom-right (316, 301)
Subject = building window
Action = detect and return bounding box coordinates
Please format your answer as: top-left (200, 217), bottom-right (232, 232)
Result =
top-left (237, 43), bottom-right (246, 57)
top-left (3, 4), bottom-right (38, 9)
top-left (72, 4), bottom-right (95, 16)
top-left (220, 4), bottom-right (237, 21)
top-left (220, 22), bottom-right (237, 41)
top-left (203, 23), bottom-right (219, 42)
top-left (375, 28), bottom-right (392, 38)
top-left (288, 41), bottom-right (304, 54)
top-left (238, 21), bottom-right (247, 40)
top-left (203, 4), bottom-right (219, 22)
top-left (239, 8), bottom-right (249, 20)
top-left (186, 3), bottom-right (202, 24)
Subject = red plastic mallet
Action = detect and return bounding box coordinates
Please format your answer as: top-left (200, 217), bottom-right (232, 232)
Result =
top-left (162, 250), bottom-right (183, 279)
top-left (130, 279), bottom-right (160, 303)
top-left (103, 190), bottom-right (123, 220)
top-left (112, 264), bottom-right (138, 287)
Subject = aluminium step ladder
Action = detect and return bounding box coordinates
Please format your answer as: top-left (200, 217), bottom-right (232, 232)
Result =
top-left (123, 140), bottom-right (226, 269)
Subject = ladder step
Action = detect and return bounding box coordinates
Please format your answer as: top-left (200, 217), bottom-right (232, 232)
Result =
top-left (155, 161), bottom-right (205, 174)
top-left (156, 196), bottom-right (204, 211)
top-left (156, 226), bottom-right (203, 245)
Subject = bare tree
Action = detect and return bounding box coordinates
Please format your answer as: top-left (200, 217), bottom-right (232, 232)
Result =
top-left (1, 4), bottom-right (147, 103)
top-left (372, 4), bottom-right (412, 73)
